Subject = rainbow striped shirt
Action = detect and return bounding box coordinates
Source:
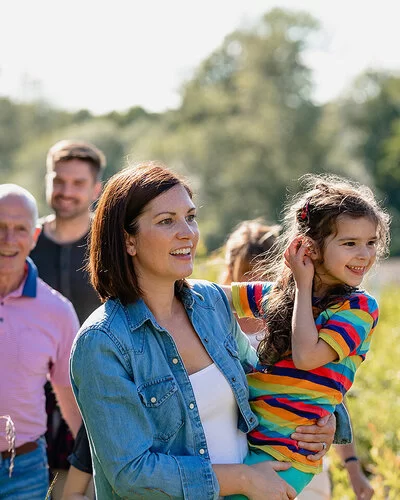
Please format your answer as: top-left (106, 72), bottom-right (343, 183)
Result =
top-left (232, 282), bottom-right (378, 473)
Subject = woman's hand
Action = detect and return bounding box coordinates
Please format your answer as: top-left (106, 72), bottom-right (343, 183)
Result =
top-left (291, 413), bottom-right (336, 461)
top-left (335, 442), bottom-right (374, 500)
top-left (214, 462), bottom-right (296, 499)
top-left (346, 462), bottom-right (374, 500)
top-left (246, 461), bottom-right (297, 500)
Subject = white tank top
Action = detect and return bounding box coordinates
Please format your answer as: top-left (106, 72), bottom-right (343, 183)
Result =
top-left (189, 363), bottom-right (248, 464)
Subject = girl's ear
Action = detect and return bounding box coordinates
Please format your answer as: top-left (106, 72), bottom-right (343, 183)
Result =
top-left (304, 238), bottom-right (319, 260)
top-left (124, 231), bottom-right (136, 256)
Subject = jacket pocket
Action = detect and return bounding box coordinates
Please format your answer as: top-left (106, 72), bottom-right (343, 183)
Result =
top-left (137, 376), bottom-right (184, 441)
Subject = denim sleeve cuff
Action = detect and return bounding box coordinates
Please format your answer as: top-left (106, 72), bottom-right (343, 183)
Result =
top-left (333, 403), bottom-right (353, 444)
top-left (174, 455), bottom-right (220, 499)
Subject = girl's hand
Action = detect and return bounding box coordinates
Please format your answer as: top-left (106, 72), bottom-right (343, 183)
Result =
top-left (246, 461), bottom-right (297, 500)
top-left (284, 238), bottom-right (314, 289)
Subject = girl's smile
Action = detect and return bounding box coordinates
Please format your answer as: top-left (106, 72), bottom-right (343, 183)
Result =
top-left (313, 215), bottom-right (377, 295)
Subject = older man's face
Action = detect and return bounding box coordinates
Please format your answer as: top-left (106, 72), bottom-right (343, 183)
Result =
top-left (0, 194), bottom-right (39, 280)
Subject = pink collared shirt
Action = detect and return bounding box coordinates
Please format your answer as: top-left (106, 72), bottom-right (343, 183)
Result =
top-left (0, 259), bottom-right (80, 451)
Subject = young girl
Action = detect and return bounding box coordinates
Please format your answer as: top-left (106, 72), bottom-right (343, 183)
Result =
top-left (227, 175), bottom-right (390, 497)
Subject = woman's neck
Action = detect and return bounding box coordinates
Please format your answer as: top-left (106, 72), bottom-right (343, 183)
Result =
top-left (140, 279), bottom-right (181, 324)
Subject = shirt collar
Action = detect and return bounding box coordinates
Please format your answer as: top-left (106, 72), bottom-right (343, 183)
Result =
top-left (22, 257), bottom-right (38, 297)
top-left (123, 285), bottom-right (205, 332)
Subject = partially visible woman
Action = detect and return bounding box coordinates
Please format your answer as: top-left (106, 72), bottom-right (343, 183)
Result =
top-left (69, 163), bottom-right (334, 499)
top-left (221, 218), bottom-right (280, 346)
top-left (221, 218), bottom-right (280, 285)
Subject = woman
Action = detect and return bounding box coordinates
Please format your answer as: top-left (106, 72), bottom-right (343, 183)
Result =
top-left (70, 162), bottom-right (336, 499)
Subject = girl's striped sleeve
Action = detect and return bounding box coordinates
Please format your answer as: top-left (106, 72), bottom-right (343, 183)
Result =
top-left (231, 282), bottom-right (273, 319)
top-left (318, 292), bottom-right (379, 361)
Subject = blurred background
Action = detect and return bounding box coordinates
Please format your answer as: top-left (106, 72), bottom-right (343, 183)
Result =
top-left (1, 1), bottom-right (400, 497)
top-left (2, 0), bottom-right (400, 254)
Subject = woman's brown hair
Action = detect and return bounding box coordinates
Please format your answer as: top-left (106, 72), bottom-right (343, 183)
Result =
top-left (89, 161), bottom-right (193, 305)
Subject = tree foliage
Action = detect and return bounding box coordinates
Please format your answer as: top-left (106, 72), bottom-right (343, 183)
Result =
top-left (1, 8), bottom-right (399, 253)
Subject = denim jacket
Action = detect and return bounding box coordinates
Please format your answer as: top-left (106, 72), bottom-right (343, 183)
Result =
top-left (70, 280), bottom-right (259, 499)
top-left (70, 280), bottom-right (351, 500)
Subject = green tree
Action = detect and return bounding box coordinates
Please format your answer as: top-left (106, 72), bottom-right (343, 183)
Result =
top-left (135, 9), bottom-right (326, 250)
top-left (340, 71), bottom-right (400, 253)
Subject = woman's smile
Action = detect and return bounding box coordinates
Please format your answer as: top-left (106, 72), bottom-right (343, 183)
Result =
top-left (126, 184), bottom-right (200, 285)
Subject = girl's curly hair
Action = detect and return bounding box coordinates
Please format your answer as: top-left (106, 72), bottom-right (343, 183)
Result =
top-left (257, 174), bottom-right (391, 366)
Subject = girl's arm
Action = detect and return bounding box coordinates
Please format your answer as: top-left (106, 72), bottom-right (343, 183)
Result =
top-left (286, 239), bottom-right (338, 370)
top-left (220, 284), bottom-right (233, 308)
top-left (223, 282), bottom-right (337, 456)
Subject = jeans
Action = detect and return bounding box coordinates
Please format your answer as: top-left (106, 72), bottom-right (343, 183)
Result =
top-left (0, 436), bottom-right (49, 499)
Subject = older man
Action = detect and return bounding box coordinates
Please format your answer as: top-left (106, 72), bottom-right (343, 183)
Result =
top-left (0, 184), bottom-right (81, 499)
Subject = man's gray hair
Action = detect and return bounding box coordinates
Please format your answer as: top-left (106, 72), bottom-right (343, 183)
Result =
top-left (0, 184), bottom-right (39, 227)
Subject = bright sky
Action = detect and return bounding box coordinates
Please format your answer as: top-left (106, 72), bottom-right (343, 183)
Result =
top-left (1, 0), bottom-right (400, 114)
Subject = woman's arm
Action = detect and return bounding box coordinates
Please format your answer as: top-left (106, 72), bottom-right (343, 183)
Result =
top-left (61, 466), bottom-right (91, 500)
top-left (71, 329), bottom-right (219, 499)
top-left (335, 443), bottom-right (374, 500)
top-left (334, 403), bottom-right (374, 500)
top-left (292, 413), bottom-right (336, 461)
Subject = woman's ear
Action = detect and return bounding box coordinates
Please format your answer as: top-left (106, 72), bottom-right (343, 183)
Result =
top-left (125, 231), bottom-right (136, 256)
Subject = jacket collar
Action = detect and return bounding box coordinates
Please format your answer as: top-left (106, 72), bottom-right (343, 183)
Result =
top-left (122, 285), bottom-right (205, 333)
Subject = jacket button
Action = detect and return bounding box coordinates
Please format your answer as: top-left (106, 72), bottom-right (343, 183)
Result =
top-left (250, 417), bottom-right (254, 422)
top-left (204, 338), bottom-right (209, 343)
top-left (172, 358), bottom-right (179, 364)
top-left (189, 403), bottom-right (195, 410)
top-left (231, 377), bottom-right (236, 382)
top-left (199, 448), bottom-right (205, 455)
top-left (150, 397), bottom-right (157, 403)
